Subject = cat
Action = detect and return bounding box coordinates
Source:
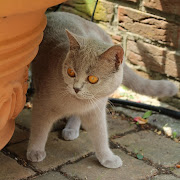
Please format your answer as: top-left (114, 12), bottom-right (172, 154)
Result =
top-left (27, 12), bottom-right (178, 169)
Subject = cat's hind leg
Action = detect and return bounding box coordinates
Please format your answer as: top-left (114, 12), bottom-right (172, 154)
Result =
top-left (62, 116), bottom-right (81, 141)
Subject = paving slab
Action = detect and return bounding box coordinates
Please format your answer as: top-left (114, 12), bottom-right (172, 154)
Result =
top-left (0, 152), bottom-right (35, 180)
top-left (7, 131), bottom-right (93, 172)
top-left (107, 114), bottom-right (136, 137)
top-left (148, 113), bottom-right (180, 138)
top-left (61, 149), bottom-right (157, 180)
top-left (113, 131), bottom-right (180, 167)
top-left (8, 126), bottom-right (29, 145)
top-left (113, 107), bottom-right (180, 137)
top-left (33, 172), bottom-right (68, 180)
top-left (152, 175), bottom-right (180, 180)
top-left (173, 168), bottom-right (180, 177)
top-left (15, 109), bottom-right (32, 130)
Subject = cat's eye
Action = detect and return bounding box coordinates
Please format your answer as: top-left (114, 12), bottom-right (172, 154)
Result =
top-left (88, 75), bottom-right (99, 84)
top-left (67, 68), bottom-right (75, 77)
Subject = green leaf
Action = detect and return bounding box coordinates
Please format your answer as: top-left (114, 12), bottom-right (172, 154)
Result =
top-left (129, 95), bottom-right (134, 99)
top-left (137, 153), bottom-right (144, 160)
top-left (143, 111), bottom-right (152, 119)
top-left (172, 132), bottom-right (177, 139)
top-left (121, 85), bottom-right (128, 90)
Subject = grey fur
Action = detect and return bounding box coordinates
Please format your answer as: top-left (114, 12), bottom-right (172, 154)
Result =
top-left (27, 12), bottom-right (178, 168)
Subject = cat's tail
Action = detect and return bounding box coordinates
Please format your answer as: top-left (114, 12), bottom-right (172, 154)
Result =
top-left (122, 64), bottom-right (178, 97)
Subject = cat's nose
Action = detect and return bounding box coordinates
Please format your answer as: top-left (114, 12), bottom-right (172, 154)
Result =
top-left (73, 87), bottom-right (80, 93)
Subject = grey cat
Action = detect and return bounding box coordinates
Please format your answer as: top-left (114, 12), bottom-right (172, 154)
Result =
top-left (27, 12), bottom-right (178, 169)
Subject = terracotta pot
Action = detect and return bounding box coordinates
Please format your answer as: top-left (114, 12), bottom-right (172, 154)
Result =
top-left (0, 0), bottom-right (66, 149)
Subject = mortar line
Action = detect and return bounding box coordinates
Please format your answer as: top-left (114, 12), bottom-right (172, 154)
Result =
top-left (140, 170), bottom-right (180, 180)
top-left (59, 171), bottom-right (83, 180)
top-left (55, 152), bottom-right (94, 172)
top-left (7, 139), bottom-right (29, 147)
top-left (110, 128), bottom-right (140, 140)
top-left (16, 123), bottom-right (30, 132)
top-left (54, 152), bottom-right (94, 180)
top-left (1, 148), bottom-right (40, 174)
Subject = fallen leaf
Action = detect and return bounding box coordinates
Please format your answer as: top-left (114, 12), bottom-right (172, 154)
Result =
top-left (172, 132), bottom-right (177, 139)
top-left (157, 131), bottom-right (162, 135)
top-left (112, 115), bottom-right (118, 119)
top-left (143, 110), bottom-right (152, 119)
top-left (163, 127), bottom-right (172, 137)
top-left (134, 117), bottom-right (148, 124)
top-left (174, 138), bottom-right (179, 143)
top-left (25, 102), bottom-right (33, 109)
top-left (137, 153), bottom-right (144, 160)
top-left (154, 129), bottom-right (158, 133)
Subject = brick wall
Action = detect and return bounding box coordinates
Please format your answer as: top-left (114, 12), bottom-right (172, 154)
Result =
top-left (59, 0), bottom-right (180, 108)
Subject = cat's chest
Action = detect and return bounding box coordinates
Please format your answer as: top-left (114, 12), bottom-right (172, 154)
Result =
top-left (55, 93), bottom-right (93, 115)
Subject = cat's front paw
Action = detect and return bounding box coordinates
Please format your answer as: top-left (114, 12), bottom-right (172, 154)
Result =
top-left (62, 128), bottom-right (79, 141)
top-left (27, 150), bottom-right (46, 162)
top-left (98, 154), bottom-right (123, 169)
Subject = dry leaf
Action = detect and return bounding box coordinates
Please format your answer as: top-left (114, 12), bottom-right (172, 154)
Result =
top-left (174, 138), bottom-right (179, 143)
top-left (134, 117), bottom-right (148, 125)
top-left (25, 102), bottom-right (33, 109)
top-left (163, 127), bottom-right (172, 137)
top-left (154, 129), bottom-right (158, 133)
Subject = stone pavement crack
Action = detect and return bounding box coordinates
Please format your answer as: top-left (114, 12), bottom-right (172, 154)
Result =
top-left (16, 123), bottom-right (30, 132)
top-left (110, 128), bottom-right (140, 139)
top-left (55, 152), bottom-right (94, 180)
top-left (1, 148), bottom-right (40, 174)
top-left (58, 171), bottom-right (82, 180)
top-left (6, 139), bottom-right (28, 146)
top-left (55, 152), bottom-right (95, 172)
top-left (21, 152), bottom-right (94, 180)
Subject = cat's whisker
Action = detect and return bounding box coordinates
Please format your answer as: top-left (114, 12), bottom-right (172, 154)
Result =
top-left (88, 99), bottom-right (96, 110)
top-left (92, 96), bottom-right (111, 114)
top-left (93, 88), bottom-right (116, 113)
top-left (91, 98), bottom-right (104, 118)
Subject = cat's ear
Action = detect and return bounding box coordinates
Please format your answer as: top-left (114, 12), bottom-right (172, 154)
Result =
top-left (65, 30), bottom-right (80, 51)
top-left (100, 45), bottom-right (124, 70)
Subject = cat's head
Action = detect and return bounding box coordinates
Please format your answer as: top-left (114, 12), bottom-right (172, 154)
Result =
top-left (62, 30), bottom-right (124, 100)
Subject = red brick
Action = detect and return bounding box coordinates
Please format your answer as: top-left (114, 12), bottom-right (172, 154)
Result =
top-left (127, 40), bottom-right (180, 78)
top-left (143, 0), bottom-right (180, 16)
top-left (118, 6), bottom-right (180, 48)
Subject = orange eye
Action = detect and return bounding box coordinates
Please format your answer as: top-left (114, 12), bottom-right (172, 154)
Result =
top-left (88, 75), bottom-right (99, 84)
top-left (67, 68), bottom-right (75, 77)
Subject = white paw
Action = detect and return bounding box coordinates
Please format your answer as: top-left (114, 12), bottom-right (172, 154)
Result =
top-left (27, 150), bottom-right (46, 162)
top-left (99, 154), bottom-right (123, 169)
top-left (62, 128), bottom-right (79, 141)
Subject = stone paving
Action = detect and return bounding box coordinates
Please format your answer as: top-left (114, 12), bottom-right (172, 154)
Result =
top-left (1, 107), bottom-right (180, 180)
top-left (113, 107), bottom-right (180, 137)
